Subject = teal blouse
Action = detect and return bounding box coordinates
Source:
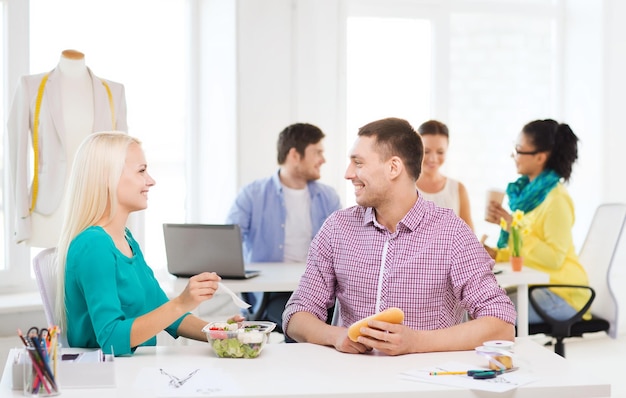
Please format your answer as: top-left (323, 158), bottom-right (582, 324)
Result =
top-left (65, 226), bottom-right (189, 355)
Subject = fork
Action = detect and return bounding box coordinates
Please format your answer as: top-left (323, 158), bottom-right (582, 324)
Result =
top-left (218, 282), bottom-right (251, 309)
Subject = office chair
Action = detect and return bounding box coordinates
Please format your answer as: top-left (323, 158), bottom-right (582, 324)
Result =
top-left (528, 203), bottom-right (626, 357)
top-left (33, 247), bottom-right (68, 346)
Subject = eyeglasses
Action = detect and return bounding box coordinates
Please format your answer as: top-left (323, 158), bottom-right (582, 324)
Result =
top-left (513, 147), bottom-right (540, 156)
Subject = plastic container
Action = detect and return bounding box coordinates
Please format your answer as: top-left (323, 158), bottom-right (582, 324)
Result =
top-left (22, 346), bottom-right (60, 396)
top-left (202, 321), bottom-right (276, 358)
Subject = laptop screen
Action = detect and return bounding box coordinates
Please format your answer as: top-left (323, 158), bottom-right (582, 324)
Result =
top-left (162, 224), bottom-right (257, 279)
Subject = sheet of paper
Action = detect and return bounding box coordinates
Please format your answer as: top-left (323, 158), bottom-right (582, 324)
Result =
top-left (133, 367), bottom-right (242, 397)
top-left (400, 361), bottom-right (540, 393)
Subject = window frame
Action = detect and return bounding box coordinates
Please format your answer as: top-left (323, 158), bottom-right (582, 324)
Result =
top-left (2, 0), bottom-right (33, 291)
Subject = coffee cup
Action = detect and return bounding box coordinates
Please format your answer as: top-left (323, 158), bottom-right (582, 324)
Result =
top-left (485, 190), bottom-right (505, 222)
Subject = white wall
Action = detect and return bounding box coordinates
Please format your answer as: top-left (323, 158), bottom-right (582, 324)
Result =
top-left (236, 0), bottom-right (294, 187)
top-left (235, 0), bottom-right (347, 203)
top-left (230, 0), bottom-right (626, 340)
top-left (603, 0), bottom-right (626, 324)
top-left (192, 0), bottom-right (238, 222)
top-left (605, 0), bottom-right (626, 203)
top-left (234, 0), bottom-right (624, 220)
top-left (562, 0), bottom-right (605, 244)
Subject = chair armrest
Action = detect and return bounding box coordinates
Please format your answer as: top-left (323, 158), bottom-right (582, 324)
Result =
top-left (528, 284), bottom-right (595, 337)
top-left (246, 292), bottom-right (271, 321)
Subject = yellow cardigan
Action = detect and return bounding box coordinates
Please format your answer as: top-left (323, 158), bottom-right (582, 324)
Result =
top-left (496, 183), bottom-right (591, 319)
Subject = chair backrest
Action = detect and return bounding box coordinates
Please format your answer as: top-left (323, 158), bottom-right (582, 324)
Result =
top-left (32, 247), bottom-right (59, 327)
top-left (577, 203), bottom-right (626, 338)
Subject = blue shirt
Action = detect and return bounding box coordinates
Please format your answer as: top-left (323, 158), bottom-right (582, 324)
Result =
top-left (226, 170), bottom-right (342, 262)
top-left (65, 226), bottom-right (188, 355)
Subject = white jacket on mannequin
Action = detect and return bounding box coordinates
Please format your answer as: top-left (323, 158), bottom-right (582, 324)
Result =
top-left (7, 66), bottom-right (127, 244)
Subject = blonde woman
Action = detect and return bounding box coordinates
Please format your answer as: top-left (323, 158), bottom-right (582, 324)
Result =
top-left (416, 120), bottom-right (474, 230)
top-left (56, 131), bottom-right (241, 355)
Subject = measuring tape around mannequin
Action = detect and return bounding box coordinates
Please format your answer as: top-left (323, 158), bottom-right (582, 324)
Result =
top-left (30, 73), bottom-right (116, 214)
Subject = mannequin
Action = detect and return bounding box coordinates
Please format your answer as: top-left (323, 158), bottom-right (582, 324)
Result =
top-left (28, 51), bottom-right (94, 247)
top-left (7, 49), bottom-right (128, 247)
top-left (59, 50), bottom-right (94, 151)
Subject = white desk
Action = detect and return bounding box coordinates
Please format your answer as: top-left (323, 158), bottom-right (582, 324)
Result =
top-left (157, 262), bottom-right (303, 297)
top-left (158, 262), bottom-right (548, 337)
top-left (493, 262), bottom-right (549, 337)
top-left (0, 338), bottom-right (609, 397)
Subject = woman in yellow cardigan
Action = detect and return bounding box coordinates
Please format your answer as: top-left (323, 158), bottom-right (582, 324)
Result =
top-left (485, 119), bottom-right (589, 324)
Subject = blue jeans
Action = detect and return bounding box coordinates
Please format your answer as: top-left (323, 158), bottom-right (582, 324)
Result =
top-left (509, 288), bottom-right (578, 324)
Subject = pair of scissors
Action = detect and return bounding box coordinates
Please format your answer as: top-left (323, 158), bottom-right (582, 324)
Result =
top-left (26, 327), bottom-right (51, 356)
top-left (27, 327), bottom-right (49, 344)
top-left (467, 369), bottom-right (503, 379)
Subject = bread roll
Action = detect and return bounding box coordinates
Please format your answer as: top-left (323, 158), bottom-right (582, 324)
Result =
top-left (347, 307), bottom-right (405, 342)
top-left (489, 355), bottom-right (513, 370)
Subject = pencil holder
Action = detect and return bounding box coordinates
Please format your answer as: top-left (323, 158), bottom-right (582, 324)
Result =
top-left (22, 346), bottom-right (60, 396)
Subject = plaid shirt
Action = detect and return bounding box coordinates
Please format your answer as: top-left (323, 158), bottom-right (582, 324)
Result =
top-left (283, 196), bottom-right (517, 332)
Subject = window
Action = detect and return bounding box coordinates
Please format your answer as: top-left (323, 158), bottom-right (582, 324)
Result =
top-left (28, 0), bottom-right (187, 271)
top-left (447, 12), bottom-right (558, 238)
top-left (0, 2), bottom-right (5, 271)
top-left (3, 0), bottom-right (237, 288)
top-left (346, 16), bottom-right (432, 205)
top-left (343, 1), bottom-right (561, 243)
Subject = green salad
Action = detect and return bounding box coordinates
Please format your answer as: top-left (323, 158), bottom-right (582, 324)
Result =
top-left (211, 337), bottom-right (263, 358)
top-left (204, 322), bottom-right (274, 358)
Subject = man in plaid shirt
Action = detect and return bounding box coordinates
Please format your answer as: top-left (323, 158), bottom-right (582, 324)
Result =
top-left (283, 117), bottom-right (516, 355)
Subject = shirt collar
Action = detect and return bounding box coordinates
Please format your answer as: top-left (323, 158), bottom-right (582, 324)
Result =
top-left (271, 168), bottom-right (320, 196)
top-left (362, 192), bottom-right (426, 233)
top-left (270, 170), bottom-right (283, 193)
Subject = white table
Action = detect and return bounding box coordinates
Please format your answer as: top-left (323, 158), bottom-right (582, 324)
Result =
top-left (1, 338), bottom-right (609, 397)
top-left (158, 262), bottom-right (548, 337)
top-left (493, 262), bottom-right (549, 337)
top-left (156, 262), bottom-right (302, 297)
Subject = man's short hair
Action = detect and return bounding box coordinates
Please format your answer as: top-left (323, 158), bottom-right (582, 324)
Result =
top-left (277, 123), bottom-right (325, 164)
top-left (357, 117), bottom-right (423, 181)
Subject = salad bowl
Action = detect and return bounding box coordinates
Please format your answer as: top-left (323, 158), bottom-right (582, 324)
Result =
top-left (202, 321), bottom-right (276, 358)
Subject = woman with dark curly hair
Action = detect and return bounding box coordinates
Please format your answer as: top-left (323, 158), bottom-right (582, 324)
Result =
top-left (485, 119), bottom-right (589, 325)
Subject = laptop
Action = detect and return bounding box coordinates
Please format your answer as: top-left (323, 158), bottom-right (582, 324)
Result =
top-left (162, 223), bottom-right (260, 279)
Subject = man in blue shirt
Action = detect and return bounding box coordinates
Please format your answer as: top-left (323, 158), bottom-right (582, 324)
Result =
top-left (226, 123), bottom-right (341, 336)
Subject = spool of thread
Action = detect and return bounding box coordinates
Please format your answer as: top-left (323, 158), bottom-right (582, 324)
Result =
top-left (476, 340), bottom-right (515, 370)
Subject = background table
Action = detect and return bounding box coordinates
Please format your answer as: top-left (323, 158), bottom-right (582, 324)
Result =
top-left (158, 261), bottom-right (548, 337)
top-left (493, 262), bottom-right (549, 336)
top-left (0, 338), bottom-right (609, 397)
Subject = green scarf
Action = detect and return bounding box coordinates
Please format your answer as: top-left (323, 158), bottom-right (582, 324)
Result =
top-left (497, 169), bottom-right (560, 248)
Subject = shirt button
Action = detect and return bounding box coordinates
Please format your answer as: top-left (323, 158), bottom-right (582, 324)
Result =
top-left (281, 224), bottom-right (285, 228)
top-left (279, 245), bottom-right (283, 249)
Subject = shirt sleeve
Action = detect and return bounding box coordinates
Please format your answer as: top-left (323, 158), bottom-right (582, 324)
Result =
top-left (329, 189), bottom-right (342, 213)
top-left (523, 194), bottom-right (575, 270)
top-left (450, 224), bottom-right (517, 324)
top-left (7, 76), bottom-right (33, 243)
top-left (225, 185), bottom-right (254, 238)
top-left (282, 216), bottom-right (337, 334)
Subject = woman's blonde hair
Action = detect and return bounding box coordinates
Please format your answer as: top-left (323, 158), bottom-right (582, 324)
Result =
top-left (55, 131), bottom-right (141, 332)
